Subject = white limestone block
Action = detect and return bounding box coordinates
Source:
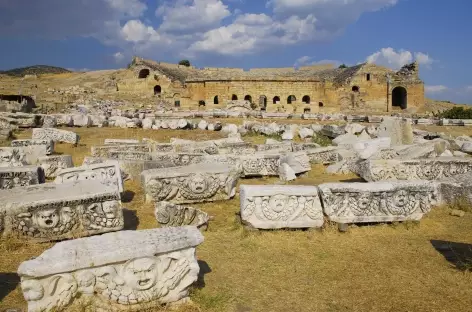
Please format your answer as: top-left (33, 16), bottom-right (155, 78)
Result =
top-left (38, 155), bottom-right (74, 178)
top-left (319, 181), bottom-right (438, 223)
top-left (0, 147), bottom-right (27, 167)
top-left (72, 114), bottom-right (91, 127)
top-left (18, 227), bottom-right (203, 311)
top-left (279, 151), bottom-right (311, 174)
top-left (305, 147), bottom-right (341, 164)
top-left (104, 139), bottom-right (140, 145)
top-left (0, 165), bottom-right (44, 189)
top-left (155, 201), bottom-right (210, 229)
top-left (344, 123), bottom-right (365, 135)
top-left (91, 144), bottom-right (150, 157)
top-left (55, 161), bottom-right (123, 192)
top-left (240, 185), bottom-right (324, 229)
top-left (32, 128), bottom-right (79, 144)
top-left (240, 154), bottom-right (280, 176)
top-left (141, 163), bottom-right (239, 204)
top-left (11, 139), bottom-right (54, 155)
top-left (198, 120), bottom-right (208, 130)
top-left (279, 163), bottom-right (296, 181)
top-left (378, 117), bottom-right (413, 146)
top-left (353, 137), bottom-right (391, 160)
top-left (298, 127), bottom-right (314, 139)
top-left (0, 180), bottom-right (123, 241)
top-left (142, 118), bottom-right (154, 129)
top-left (358, 158), bottom-right (472, 182)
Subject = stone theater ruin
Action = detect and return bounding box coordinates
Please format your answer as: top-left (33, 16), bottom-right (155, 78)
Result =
top-left (118, 57), bottom-right (424, 113)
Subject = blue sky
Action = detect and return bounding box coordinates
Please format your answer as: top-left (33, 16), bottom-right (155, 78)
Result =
top-left (1, 0), bottom-right (471, 103)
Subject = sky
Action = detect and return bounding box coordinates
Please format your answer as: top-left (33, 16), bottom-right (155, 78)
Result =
top-left (0, 0), bottom-right (471, 104)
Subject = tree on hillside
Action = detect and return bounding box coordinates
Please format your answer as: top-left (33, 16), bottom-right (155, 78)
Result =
top-left (338, 64), bottom-right (348, 69)
top-left (179, 60), bottom-right (191, 67)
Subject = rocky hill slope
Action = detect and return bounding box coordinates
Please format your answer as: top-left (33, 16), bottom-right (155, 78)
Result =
top-left (0, 65), bottom-right (71, 77)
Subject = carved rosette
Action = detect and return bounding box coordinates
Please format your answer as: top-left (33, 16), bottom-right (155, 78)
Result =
top-left (83, 201), bottom-right (124, 231)
top-left (146, 179), bottom-right (174, 201)
top-left (21, 250), bottom-right (199, 312)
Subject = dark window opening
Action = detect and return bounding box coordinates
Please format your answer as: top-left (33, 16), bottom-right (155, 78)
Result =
top-left (214, 96), bottom-right (219, 104)
top-left (273, 96), bottom-right (280, 104)
top-left (174, 100), bottom-right (180, 107)
top-left (304, 108), bottom-right (311, 113)
top-left (287, 95), bottom-right (296, 104)
top-left (366, 73), bottom-right (371, 81)
top-left (154, 85), bottom-right (161, 95)
top-left (198, 100), bottom-right (206, 106)
top-left (392, 86), bottom-right (407, 110)
top-left (319, 102), bottom-right (324, 107)
top-left (244, 95), bottom-right (252, 103)
top-left (302, 95), bottom-right (310, 104)
top-left (232, 94), bottom-right (238, 100)
top-left (352, 86), bottom-right (359, 92)
top-left (138, 69), bottom-right (150, 79)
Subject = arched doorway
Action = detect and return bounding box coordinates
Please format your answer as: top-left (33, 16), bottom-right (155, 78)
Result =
top-left (287, 95), bottom-right (296, 104)
top-left (392, 86), bottom-right (407, 109)
top-left (302, 95), bottom-right (310, 104)
top-left (244, 95), bottom-right (252, 103)
top-left (173, 93), bottom-right (181, 107)
top-left (138, 69), bottom-right (150, 79)
top-left (214, 96), bottom-right (219, 104)
top-left (154, 85), bottom-right (161, 95)
top-left (259, 95), bottom-right (267, 110)
top-left (319, 102), bottom-right (324, 107)
top-left (231, 94), bottom-right (238, 100)
top-left (352, 86), bottom-right (359, 92)
top-left (199, 100), bottom-right (206, 107)
top-left (273, 96), bottom-right (280, 104)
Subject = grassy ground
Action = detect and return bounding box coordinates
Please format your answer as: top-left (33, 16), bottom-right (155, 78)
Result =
top-left (1, 127), bottom-right (472, 312)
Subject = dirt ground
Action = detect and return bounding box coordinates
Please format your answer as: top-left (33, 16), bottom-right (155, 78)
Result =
top-left (1, 127), bottom-right (471, 312)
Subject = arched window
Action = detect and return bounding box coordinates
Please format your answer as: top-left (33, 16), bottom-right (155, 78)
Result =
top-left (244, 95), bottom-right (252, 103)
top-left (304, 108), bottom-right (311, 113)
top-left (302, 95), bottom-right (310, 104)
top-left (154, 85), bottom-right (161, 95)
top-left (392, 86), bottom-right (407, 109)
top-left (198, 100), bottom-right (206, 106)
top-left (352, 86), bottom-right (359, 92)
top-left (232, 94), bottom-right (238, 100)
top-left (138, 69), bottom-right (150, 79)
top-left (273, 96), bottom-right (280, 104)
top-left (213, 96), bottom-right (219, 104)
top-left (287, 95), bottom-right (296, 104)
top-left (318, 102), bottom-right (324, 107)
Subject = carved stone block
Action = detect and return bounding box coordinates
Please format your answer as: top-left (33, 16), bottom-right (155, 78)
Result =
top-left (11, 139), bottom-right (54, 155)
top-left (55, 161), bottom-right (123, 192)
top-left (291, 143), bottom-right (321, 152)
top-left (32, 128), bottom-right (79, 144)
top-left (155, 202), bottom-right (210, 229)
top-left (255, 143), bottom-right (292, 153)
top-left (240, 154), bottom-right (280, 176)
top-left (358, 158), bottom-right (472, 182)
top-left (305, 147), bottom-right (341, 164)
top-left (319, 181), bottom-right (438, 223)
top-left (239, 185), bottom-right (324, 229)
top-left (38, 155), bottom-right (74, 178)
top-left (91, 144), bottom-right (150, 157)
top-left (107, 151), bottom-right (152, 161)
top-left (0, 180), bottom-right (123, 241)
top-left (151, 153), bottom-right (205, 167)
top-left (18, 227), bottom-right (203, 311)
top-left (0, 147), bottom-right (27, 167)
top-left (141, 163), bottom-right (239, 204)
top-left (218, 142), bottom-right (258, 155)
top-left (104, 139), bottom-right (140, 145)
top-left (0, 166), bottom-right (44, 189)
top-left (279, 151), bottom-right (311, 174)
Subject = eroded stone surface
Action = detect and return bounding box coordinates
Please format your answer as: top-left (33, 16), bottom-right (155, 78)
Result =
top-left (11, 139), bottom-right (54, 155)
top-left (0, 165), bottom-right (44, 189)
top-left (91, 144), bottom-right (150, 157)
top-left (38, 155), bottom-right (74, 178)
top-left (240, 154), bottom-right (280, 176)
top-left (141, 163), bottom-right (239, 204)
top-left (18, 227), bottom-right (203, 312)
top-left (32, 128), bottom-right (79, 144)
top-left (305, 147), bottom-right (341, 164)
top-left (279, 151), bottom-right (311, 174)
top-left (240, 185), bottom-right (323, 229)
top-left (55, 161), bottom-right (123, 192)
top-left (155, 201), bottom-right (209, 229)
top-left (104, 139), bottom-right (140, 145)
top-left (0, 180), bottom-right (123, 241)
top-left (358, 158), bottom-right (472, 181)
top-left (319, 181), bottom-right (438, 223)
top-left (0, 147), bottom-right (27, 167)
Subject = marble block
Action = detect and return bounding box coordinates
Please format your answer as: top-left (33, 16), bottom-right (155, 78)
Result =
top-left (279, 151), bottom-right (311, 174)
top-left (155, 201), bottom-right (210, 229)
top-left (0, 147), bottom-right (27, 167)
top-left (18, 227), bottom-right (203, 312)
top-left (38, 155), bottom-right (74, 178)
top-left (358, 158), bottom-right (472, 182)
top-left (91, 144), bottom-right (150, 157)
top-left (240, 154), bottom-right (280, 177)
top-left (141, 163), bottom-right (239, 204)
top-left (240, 185), bottom-right (324, 229)
top-left (0, 166), bottom-right (45, 189)
top-left (11, 139), bottom-right (54, 155)
top-left (55, 161), bottom-right (123, 192)
top-left (319, 181), bottom-right (438, 223)
top-left (305, 147), bottom-right (341, 164)
top-left (32, 128), bottom-right (79, 144)
top-left (107, 151), bottom-right (152, 161)
top-left (0, 180), bottom-right (123, 241)
top-left (151, 153), bottom-right (205, 167)
top-left (104, 139), bottom-right (140, 145)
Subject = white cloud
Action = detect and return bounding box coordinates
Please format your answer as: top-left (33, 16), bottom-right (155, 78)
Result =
top-left (113, 52), bottom-right (125, 63)
top-left (425, 85), bottom-right (448, 93)
top-left (366, 47), bottom-right (435, 70)
top-left (105, 0), bottom-right (147, 18)
top-left (294, 56), bottom-right (313, 67)
top-left (465, 86), bottom-right (472, 92)
top-left (157, 0), bottom-right (231, 33)
top-left (120, 20), bottom-right (161, 43)
top-left (294, 56), bottom-right (341, 67)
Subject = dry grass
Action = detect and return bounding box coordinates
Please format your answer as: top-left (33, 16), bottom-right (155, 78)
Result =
top-left (1, 128), bottom-right (472, 312)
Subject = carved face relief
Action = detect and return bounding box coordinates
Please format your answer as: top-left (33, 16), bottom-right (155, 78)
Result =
top-left (34, 209), bottom-right (60, 228)
top-left (189, 174), bottom-right (208, 194)
top-left (123, 257), bottom-right (158, 291)
top-left (358, 193), bottom-right (371, 209)
top-left (102, 201), bottom-right (119, 218)
top-left (0, 150), bottom-right (12, 163)
top-left (393, 190), bottom-right (409, 207)
top-left (180, 155), bottom-right (191, 165)
top-left (269, 194), bottom-right (288, 213)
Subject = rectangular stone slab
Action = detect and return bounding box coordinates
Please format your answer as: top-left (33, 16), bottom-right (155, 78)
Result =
top-left (305, 147), bottom-right (341, 164)
top-left (11, 139), bottom-right (54, 155)
top-left (32, 128), bottom-right (79, 144)
top-left (240, 154), bottom-right (280, 176)
top-left (0, 180), bottom-right (123, 241)
top-left (55, 161), bottom-right (123, 192)
top-left (91, 144), bottom-right (150, 157)
top-left (319, 181), bottom-right (438, 223)
top-left (141, 163), bottom-right (239, 204)
top-left (240, 185), bottom-right (323, 229)
top-left (151, 153), bottom-right (205, 166)
top-left (0, 165), bottom-right (44, 189)
top-left (107, 151), bottom-right (152, 161)
top-left (104, 139), bottom-right (140, 145)
top-left (358, 158), bottom-right (472, 182)
top-left (18, 227), bottom-right (204, 311)
top-left (38, 155), bottom-right (74, 178)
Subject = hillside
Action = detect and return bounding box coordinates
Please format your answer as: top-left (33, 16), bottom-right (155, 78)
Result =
top-left (0, 65), bottom-right (71, 77)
